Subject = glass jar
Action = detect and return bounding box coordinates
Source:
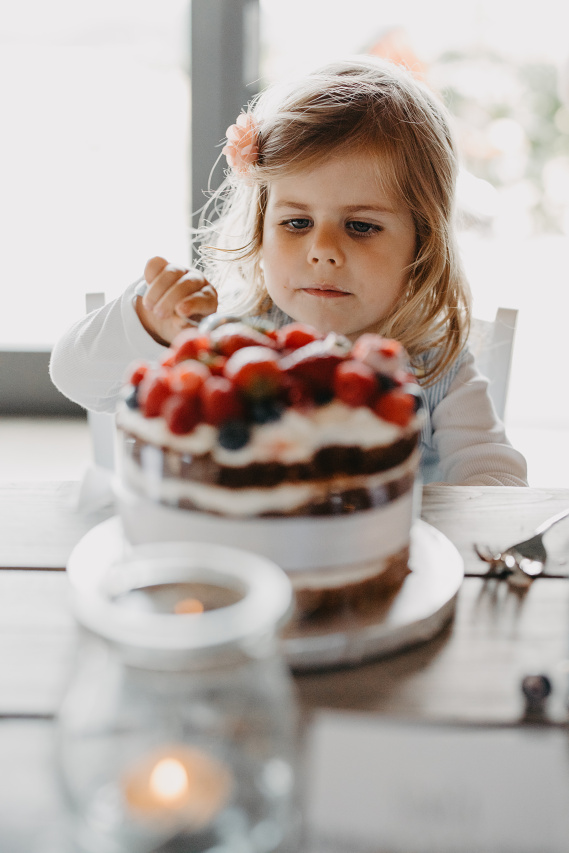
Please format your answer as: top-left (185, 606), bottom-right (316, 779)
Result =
top-left (57, 542), bottom-right (299, 853)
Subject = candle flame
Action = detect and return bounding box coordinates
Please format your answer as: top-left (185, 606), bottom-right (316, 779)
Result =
top-left (174, 597), bottom-right (205, 615)
top-left (149, 758), bottom-right (189, 803)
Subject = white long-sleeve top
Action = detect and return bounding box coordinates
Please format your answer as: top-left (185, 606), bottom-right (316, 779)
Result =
top-left (49, 279), bottom-right (528, 487)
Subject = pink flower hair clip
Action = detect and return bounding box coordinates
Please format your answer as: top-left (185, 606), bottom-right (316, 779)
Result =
top-left (222, 112), bottom-right (259, 176)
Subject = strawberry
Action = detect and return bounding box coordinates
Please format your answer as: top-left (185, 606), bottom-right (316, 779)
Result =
top-left (127, 361), bottom-right (148, 387)
top-left (224, 346), bottom-right (283, 399)
top-left (138, 370), bottom-right (171, 418)
top-left (170, 328), bottom-right (211, 364)
top-left (374, 388), bottom-right (417, 427)
top-left (210, 322), bottom-right (277, 357)
top-left (282, 373), bottom-right (313, 408)
top-left (333, 359), bottom-right (377, 407)
top-left (169, 360), bottom-right (210, 396)
top-left (160, 351), bottom-right (178, 368)
top-left (280, 335), bottom-right (349, 393)
top-left (162, 393), bottom-right (201, 435)
top-left (197, 351), bottom-right (228, 376)
top-left (199, 376), bottom-right (245, 426)
top-left (276, 322), bottom-right (322, 351)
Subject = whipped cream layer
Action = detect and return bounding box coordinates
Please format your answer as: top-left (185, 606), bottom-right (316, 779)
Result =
top-left (117, 400), bottom-right (411, 468)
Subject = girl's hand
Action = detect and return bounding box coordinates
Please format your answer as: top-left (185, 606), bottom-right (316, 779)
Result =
top-left (135, 256), bottom-right (218, 345)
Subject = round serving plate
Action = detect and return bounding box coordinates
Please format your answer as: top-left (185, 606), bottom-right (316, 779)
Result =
top-left (66, 517), bottom-right (463, 670)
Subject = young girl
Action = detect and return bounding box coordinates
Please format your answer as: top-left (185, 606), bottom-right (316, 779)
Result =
top-left (50, 56), bottom-right (527, 486)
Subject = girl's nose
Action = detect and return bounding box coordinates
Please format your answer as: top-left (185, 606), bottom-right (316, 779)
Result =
top-left (308, 226), bottom-right (344, 266)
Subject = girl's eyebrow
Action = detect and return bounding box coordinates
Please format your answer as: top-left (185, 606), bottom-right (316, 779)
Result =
top-left (272, 200), bottom-right (397, 215)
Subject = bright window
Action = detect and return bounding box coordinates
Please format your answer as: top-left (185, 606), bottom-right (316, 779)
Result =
top-left (0, 0), bottom-right (191, 347)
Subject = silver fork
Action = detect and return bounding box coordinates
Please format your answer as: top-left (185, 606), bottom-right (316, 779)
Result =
top-left (474, 507), bottom-right (569, 581)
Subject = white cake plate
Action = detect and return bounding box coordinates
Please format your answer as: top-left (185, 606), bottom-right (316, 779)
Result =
top-left (66, 517), bottom-right (463, 671)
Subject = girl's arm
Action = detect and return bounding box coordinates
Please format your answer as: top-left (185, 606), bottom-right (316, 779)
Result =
top-left (430, 349), bottom-right (528, 486)
top-left (50, 258), bottom-right (218, 414)
top-left (49, 279), bottom-right (168, 413)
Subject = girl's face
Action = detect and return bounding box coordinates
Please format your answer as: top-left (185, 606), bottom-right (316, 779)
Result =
top-left (261, 151), bottom-right (416, 339)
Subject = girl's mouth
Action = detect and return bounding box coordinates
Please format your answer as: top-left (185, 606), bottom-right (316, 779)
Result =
top-left (302, 286), bottom-right (351, 299)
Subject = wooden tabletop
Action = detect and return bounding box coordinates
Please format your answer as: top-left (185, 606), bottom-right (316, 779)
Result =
top-left (1, 480), bottom-right (569, 723)
top-left (2, 481), bottom-right (569, 852)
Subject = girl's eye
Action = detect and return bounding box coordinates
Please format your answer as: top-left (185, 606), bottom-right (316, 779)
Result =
top-left (348, 221), bottom-right (381, 235)
top-left (283, 218), bottom-right (311, 230)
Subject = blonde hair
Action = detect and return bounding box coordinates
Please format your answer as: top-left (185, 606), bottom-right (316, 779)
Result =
top-left (197, 56), bottom-right (471, 384)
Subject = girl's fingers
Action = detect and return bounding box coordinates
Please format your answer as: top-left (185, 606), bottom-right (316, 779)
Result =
top-left (143, 256), bottom-right (169, 285)
top-left (142, 265), bottom-right (195, 313)
top-left (152, 272), bottom-right (214, 318)
top-left (174, 284), bottom-right (218, 321)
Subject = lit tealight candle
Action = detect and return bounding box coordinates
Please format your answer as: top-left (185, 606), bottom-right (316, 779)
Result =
top-left (113, 582), bottom-right (243, 615)
top-left (174, 597), bottom-right (205, 615)
top-left (123, 745), bottom-right (232, 830)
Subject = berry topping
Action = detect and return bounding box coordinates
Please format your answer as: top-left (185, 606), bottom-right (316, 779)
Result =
top-left (124, 386), bottom-right (139, 409)
top-left (171, 328), bottom-right (210, 364)
top-left (126, 319), bottom-right (419, 448)
top-left (374, 388), bottom-right (417, 427)
top-left (249, 398), bottom-right (284, 424)
top-left (351, 333), bottom-right (406, 375)
top-left (276, 322), bottom-right (322, 351)
top-left (218, 419), bottom-right (251, 450)
top-left (138, 370), bottom-right (171, 418)
top-left (280, 335), bottom-right (348, 393)
top-left (210, 321), bottom-right (277, 356)
top-left (169, 360), bottom-right (210, 397)
top-left (162, 393), bottom-right (201, 435)
top-left (224, 346), bottom-right (283, 399)
top-left (199, 376), bottom-right (245, 426)
top-left (333, 359), bottom-right (377, 408)
top-left (128, 361), bottom-right (149, 387)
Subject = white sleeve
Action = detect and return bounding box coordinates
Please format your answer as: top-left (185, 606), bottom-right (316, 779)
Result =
top-left (49, 280), bottom-right (167, 413)
top-left (431, 350), bottom-right (528, 486)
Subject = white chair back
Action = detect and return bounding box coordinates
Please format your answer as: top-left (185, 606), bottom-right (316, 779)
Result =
top-left (85, 292), bottom-right (116, 470)
top-left (469, 307), bottom-right (517, 421)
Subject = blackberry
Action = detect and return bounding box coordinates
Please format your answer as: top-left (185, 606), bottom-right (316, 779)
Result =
top-left (249, 399), bottom-right (284, 424)
top-left (218, 419), bottom-right (251, 450)
top-left (313, 388), bottom-right (334, 406)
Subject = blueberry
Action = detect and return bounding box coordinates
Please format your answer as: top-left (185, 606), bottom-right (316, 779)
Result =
top-left (124, 385), bottom-right (139, 409)
top-left (218, 419), bottom-right (251, 450)
top-left (377, 373), bottom-right (398, 393)
top-left (402, 383), bottom-right (424, 411)
top-left (249, 399), bottom-right (284, 424)
top-left (313, 388), bottom-right (334, 405)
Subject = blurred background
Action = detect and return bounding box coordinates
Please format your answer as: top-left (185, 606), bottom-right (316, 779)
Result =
top-left (0, 0), bottom-right (568, 484)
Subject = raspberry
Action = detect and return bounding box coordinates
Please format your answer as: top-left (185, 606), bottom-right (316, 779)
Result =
top-left (374, 389), bottom-right (417, 427)
top-left (199, 376), bottom-right (245, 426)
top-left (276, 322), bottom-right (322, 351)
top-left (162, 393), bottom-right (201, 435)
top-left (224, 346), bottom-right (283, 399)
top-left (333, 360), bottom-right (377, 407)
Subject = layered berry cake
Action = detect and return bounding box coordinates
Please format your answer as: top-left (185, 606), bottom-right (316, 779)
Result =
top-left (115, 319), bottom-right (424, 619)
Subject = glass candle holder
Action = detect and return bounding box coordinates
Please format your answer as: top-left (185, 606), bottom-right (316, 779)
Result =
top-left (57, 542), bottom-right (299, 853)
